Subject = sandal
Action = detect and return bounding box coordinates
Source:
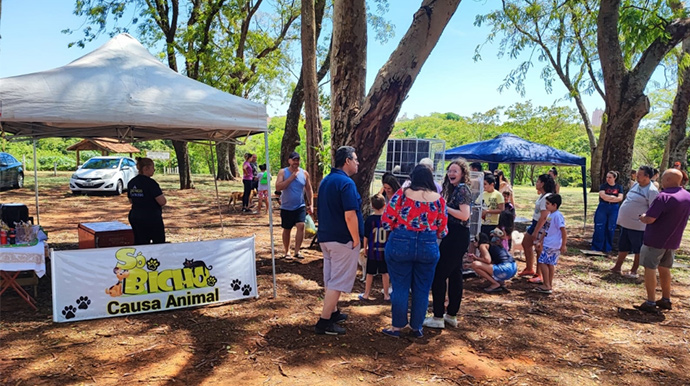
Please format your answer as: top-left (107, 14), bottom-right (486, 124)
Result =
top-left (528, 276), bottom-right (543, 284)
top-left (483, 286), bottom-right (505, 293)
top-left (283, 254), bottom-right (293, 260)
top-left (294, 252), bottom-right (305, 259)
top-left (381, 328), bottom-right (401, 338)
top-left (518, 269), bottom-right (536, 277)
top-left (358, 293), bottom-right (373, 301)
top-left (533, 287), bottom-right (553, 294)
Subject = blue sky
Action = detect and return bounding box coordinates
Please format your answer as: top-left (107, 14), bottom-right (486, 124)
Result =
top-left (0, 0), bottom-right (604, 119)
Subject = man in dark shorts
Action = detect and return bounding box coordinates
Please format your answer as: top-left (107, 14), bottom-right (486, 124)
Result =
top-left (275, 152), bottom-right (313, 259)
top-left (610, 166), bottom-right (658, 278)
top-left (314, 146), bottom-right (363, 335)
top-left (635, 169), bottom-right (690, 312)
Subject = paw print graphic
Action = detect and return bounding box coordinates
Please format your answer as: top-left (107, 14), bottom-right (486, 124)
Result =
top-left (207, 276), bottom-right (217, 287)
top-left (76, 296), bottom-right (91, 310)
top-left (231, 279), bottom-right (242, 291)
top-left (62, 305), bottom-right (77, 319)
top-left (147, 258), bottom-right (160, 271)
top-left (241, 284), bottom-right (252, 296)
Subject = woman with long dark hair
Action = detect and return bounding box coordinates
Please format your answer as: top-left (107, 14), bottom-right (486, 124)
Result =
top-left (241, 153), bottom-right (254, 212)
top-left (423, 158), bottom-right (472, 329)
top-left (549, 167), bottom-right (560, 194)
top-left (381, 165), bottom-right (448, 338)
top-left (591, 171), bottom-right (624, 252)
top-left (380, 172), bottom-right (402, 204)
top-left (519, 174), bottom-right (556, 281)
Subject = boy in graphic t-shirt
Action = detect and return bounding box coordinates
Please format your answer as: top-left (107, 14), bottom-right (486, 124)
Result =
top-left (359, 194), bottom-right (390, 301)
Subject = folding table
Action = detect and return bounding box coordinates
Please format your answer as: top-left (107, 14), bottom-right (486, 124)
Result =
top-left (0, 241), bottom-right (47, 310)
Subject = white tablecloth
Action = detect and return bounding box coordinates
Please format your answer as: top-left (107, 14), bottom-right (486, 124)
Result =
top-left (0, 241), bottom-right (46, 277)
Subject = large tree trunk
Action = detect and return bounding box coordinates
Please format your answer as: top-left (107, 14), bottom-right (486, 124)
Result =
top-left (216, 143), bottom-right (239, 180)
top-left (280, 77), bottom-right (305, 168)
top-left (664, 39), bottom-right (690, 171)
top-left (330, 0), bottom-right (368, 158)
top-left (281, 40), bottom-right (332, 168)
top-left (281, 0), bottom-right (329, 168)
top-left (301, 0), bottom-right (324, 191)
top-left (597, 0), bottom-right (690, 187)
top-left (598, 99), bottom-right (649, 187)
top-left (590, 114), bottom-right (606, 191)
top-left (331, 0), bottom-right (461, 202)
top-left (216, 142), bottom-right (234, 180)
top-left (228, 143), bottom-right (239, 178)
top-left (172, 140), bottom-right (193, 189)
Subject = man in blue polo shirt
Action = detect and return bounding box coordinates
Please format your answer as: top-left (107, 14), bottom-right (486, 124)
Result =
top-left (314, 146), bottom-right (364, 335)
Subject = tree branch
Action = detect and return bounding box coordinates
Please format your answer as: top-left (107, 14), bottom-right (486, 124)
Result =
top-left (630, 17), bottom-right (690, 95)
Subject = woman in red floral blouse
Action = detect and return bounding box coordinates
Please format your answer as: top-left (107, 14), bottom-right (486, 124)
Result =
top-left (381, 165), bottom-right (448, 338)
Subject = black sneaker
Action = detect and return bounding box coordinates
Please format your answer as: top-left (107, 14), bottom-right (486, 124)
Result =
top-left (315, 322), bottom-right (346, 335)
top-left (656, 299), bottom-right (672, 310)
top-left (331, 311), bottom-right (348, 324)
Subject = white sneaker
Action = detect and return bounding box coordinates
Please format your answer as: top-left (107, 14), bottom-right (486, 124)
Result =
top-left (443, 314), bottom-right (458, 328)
top-left (422, 316), bottom-right (445, 329)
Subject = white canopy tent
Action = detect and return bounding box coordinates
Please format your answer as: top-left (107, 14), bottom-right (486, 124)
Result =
top-left (0, 33), bottom-right (279, 296)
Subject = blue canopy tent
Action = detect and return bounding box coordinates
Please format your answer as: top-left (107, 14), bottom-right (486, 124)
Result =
top-left (444, 133), bottom-right (588, 225)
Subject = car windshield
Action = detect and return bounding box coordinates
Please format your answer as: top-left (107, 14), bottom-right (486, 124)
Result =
top-left (82, 159), bottom-right (120, 169)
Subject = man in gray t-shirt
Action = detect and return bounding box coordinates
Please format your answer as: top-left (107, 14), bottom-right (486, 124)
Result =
top-left (610, 166), bottom-right (658, 278)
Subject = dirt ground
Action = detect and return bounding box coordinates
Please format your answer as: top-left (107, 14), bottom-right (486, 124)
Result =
top-left (2, 176), bottom-right (690, 385)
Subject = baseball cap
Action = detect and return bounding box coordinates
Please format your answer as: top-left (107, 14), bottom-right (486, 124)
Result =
top-left (288, 151), bottom-right (300, 160)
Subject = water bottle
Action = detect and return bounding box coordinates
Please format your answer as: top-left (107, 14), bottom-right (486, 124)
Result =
top-left (0, 230), bottom-right (6, 245)
top-left (8, 228), bottom-right (16, 245)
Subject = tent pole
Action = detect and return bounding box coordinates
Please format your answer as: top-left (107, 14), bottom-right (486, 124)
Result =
top-left (208, 143), bottom-right (224, 235)
top-left (33, 140), bottom-right (40, 225)
top-left (510, 163), bottom-right (516, 187)
top-left (582, 165), bottom-right (587, 232)
top-left (265, 131), bottom-right (277, 298)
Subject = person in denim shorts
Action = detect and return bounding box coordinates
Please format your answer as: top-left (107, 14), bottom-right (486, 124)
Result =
top-left (534, 194), bottom-right (567, 294)
top-left (470, 229), bottom-right (517, 293)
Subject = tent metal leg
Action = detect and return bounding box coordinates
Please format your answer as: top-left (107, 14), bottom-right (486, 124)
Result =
top-left (265, 132), bottom-right (277, 298)
top-left (33, 140), bottom-right (40, 225)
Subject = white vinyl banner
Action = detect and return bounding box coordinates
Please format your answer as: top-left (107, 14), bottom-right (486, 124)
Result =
top-left (51, 237), bottom-right (257, 322)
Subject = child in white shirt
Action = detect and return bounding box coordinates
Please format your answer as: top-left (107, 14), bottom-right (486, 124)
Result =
top-left (535, 194), bottom-right (567, 294)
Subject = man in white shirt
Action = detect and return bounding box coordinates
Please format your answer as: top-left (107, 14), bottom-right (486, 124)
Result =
top-left (610, 166), bottom-right (659, 278)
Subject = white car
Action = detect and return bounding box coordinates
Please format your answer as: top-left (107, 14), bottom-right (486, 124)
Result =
top-left (70, 157), bottom-right (138, 195)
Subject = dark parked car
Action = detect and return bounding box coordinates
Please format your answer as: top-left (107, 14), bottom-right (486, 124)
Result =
top-left (0, 152), bottom-right (24, 189)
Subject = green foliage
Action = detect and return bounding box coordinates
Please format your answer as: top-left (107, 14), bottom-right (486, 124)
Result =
top-left (473, 0), bottom-right (600, 100)
top-left (618, 0), bottom-right (681, 68)
top-left (236, 117), bottom-right (332, 175)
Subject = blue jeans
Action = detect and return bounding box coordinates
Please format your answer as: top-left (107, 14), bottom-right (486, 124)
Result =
top-left (592, 202), bottom-right (619, 252)
top-left (384, 229), bottom-right (440, 331)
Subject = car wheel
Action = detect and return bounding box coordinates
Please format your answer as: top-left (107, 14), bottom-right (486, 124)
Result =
top-left (115, 180), bottom-right (124, 195)
top-left (14, 173), bottom-right (24, 189)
